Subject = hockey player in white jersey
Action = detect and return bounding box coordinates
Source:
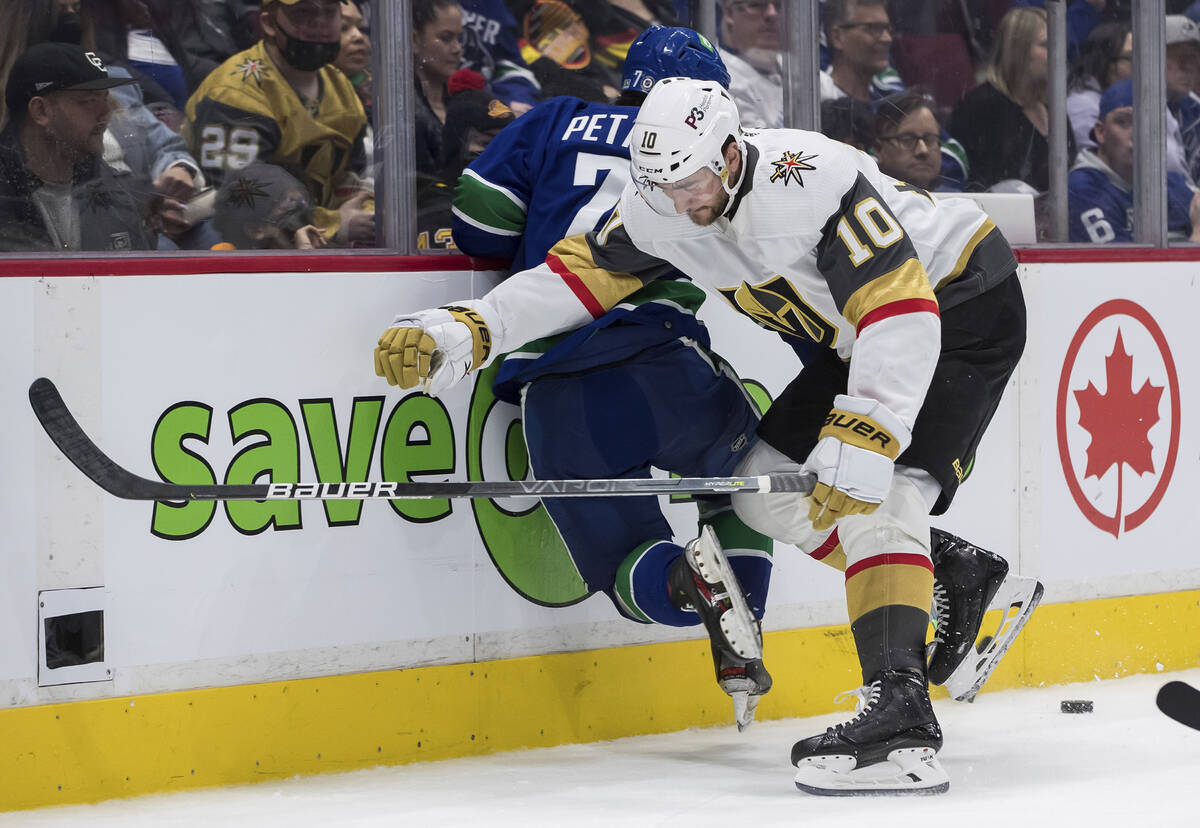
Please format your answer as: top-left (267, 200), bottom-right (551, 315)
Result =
top-left (374, 78), bottom-right (1039, 794)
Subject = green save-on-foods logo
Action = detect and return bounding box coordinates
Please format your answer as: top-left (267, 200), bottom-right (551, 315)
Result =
top-left (149, 365), bottom-right (772, 606)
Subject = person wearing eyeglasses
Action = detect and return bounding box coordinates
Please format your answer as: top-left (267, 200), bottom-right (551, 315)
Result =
top-left (819, 0), bottom-right (901, 105)
top-left (717, 0), bottom-right (782, 128)
top-left (872, 90), bottom-right (953, 193)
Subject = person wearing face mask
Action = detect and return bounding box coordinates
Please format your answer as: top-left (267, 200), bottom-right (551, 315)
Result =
top-left (183, 0), bottom-right (375, 247)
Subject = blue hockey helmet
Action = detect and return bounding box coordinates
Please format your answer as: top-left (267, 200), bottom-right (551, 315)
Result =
top-left (620, 26), bottom-right (730, 95)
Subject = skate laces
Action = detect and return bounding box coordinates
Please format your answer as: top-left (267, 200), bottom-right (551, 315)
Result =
top-left (831, 681), bottom-right (881, 729)
top-left (931, 580), bottom-right (950, 645)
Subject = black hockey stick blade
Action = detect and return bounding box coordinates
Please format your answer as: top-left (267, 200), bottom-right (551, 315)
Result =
top-left (29, 377), bottom-right (816, 502)
top-left (1156, 680), bottom-right (1200, 731)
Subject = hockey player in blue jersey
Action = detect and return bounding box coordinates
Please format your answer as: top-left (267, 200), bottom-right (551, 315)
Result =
top-left (1069, 79), bottom-right (1198, 244)
top-left (451, 27), bottom-right (775, 730)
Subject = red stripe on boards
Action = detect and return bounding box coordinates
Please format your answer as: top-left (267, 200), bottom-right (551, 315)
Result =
top-left (844, 552), bottom-right (934, 580)
top-left (545, 254), bottom-right (606, 319)
top-left (856, 298), bottom-right (939, 335)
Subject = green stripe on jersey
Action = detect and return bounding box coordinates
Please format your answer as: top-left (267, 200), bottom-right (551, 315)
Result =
top-left (615, 279), bottom-right (706, 314)
top-left (453, 172), bottom-right (528, 234)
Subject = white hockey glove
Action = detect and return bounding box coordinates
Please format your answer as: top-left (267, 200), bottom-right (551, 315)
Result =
top-left (802, 394), bottom-right (911, 531)
top-left (374, 303), bottom-right (495, 396)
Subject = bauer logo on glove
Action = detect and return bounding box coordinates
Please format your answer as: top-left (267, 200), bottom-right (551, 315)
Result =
top-left (821, 411), bottom-right (896, 454)
top-left (803, 394), bottom-right (911, 531)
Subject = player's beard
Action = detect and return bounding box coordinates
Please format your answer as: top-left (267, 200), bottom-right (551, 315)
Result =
top-left (686, 190), bottom-right (729, 226)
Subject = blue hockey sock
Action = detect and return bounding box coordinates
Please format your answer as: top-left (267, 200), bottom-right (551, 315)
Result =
top-left (613, 540), bottom-right (697, 626)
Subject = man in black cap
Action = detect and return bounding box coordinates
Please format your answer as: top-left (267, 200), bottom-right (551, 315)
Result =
top-left (0, 42), bottom-right (157, 251)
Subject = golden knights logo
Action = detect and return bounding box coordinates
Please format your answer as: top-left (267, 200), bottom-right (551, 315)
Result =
top-left (769, 151), bottom-right (818, 186)
top-left (234, 57), bottom-right (270, 86)
top-left (719, 276), bottom-right (838, 347)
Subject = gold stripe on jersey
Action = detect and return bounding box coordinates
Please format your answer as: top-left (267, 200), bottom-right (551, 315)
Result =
top-left (845, 561), bottom-right (934, 621)
top-left (546, 234), bottom-right (644, 315)
top-left (945, 218), bottom-right (998, 283)
top-left (841, 258), bottom-right (936, 330)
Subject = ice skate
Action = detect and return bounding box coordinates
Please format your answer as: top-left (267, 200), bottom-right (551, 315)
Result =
top-left (791, 668), bottom-right (948, 796)
top-left (669, 524), bottom-right (771, 730)
top-left (927, 529), bottom-right (1044, 702)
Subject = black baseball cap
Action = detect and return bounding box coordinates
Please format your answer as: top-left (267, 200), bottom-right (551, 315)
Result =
top-left (5, 42), bottom-right (136, 116)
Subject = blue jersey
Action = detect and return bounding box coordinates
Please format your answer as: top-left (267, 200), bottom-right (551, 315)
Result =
top-left (453, 96), bottom-right (638, 270)
top-left (452, 96), bottom-right (712, 403)
top-left (1068, 149), bottom-right (1194, 243)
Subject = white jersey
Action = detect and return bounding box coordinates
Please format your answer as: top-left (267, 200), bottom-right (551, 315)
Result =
top-left (477, 128), bottom-right (1015, 429)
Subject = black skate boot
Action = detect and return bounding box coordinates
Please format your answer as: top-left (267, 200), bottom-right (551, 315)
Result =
top-left (669, 525), bottom-right (772, 730)
top-left (928, 529), bottom-right (1044, 702)
top-left (791, 668), bottom-right (948, 796)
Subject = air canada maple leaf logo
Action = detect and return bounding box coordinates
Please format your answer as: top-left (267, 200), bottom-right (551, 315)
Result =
top-left (1074, 331), bottom-right (1162, 516)
top-left (769, 151), bottom-right (817, 186)
top-left (1057, 300), bottom-right (1180, 537)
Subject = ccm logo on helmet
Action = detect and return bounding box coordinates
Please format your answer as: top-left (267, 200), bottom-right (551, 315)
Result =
top-left (684, 106), bottom-right (706, 130)
top-left (822, 412), bottom-right (893, 450)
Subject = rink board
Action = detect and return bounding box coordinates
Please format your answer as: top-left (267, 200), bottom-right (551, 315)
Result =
top-left (1, 251), bottom-right (1198, 810)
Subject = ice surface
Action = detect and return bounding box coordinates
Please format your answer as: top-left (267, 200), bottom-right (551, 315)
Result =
top-left (3, 668), bottom-right (1198, 827)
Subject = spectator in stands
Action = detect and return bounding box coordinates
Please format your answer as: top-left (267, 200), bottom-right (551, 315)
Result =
top-left (949, 5), bottom-right (1074, 192)
top-left (415, 67), bottom-right (514, 250)
top-left (1167, 15), bottom-right (1200, 184)
top-left (30, 1), bottom-right (205, 246)
top-left (1010, 0), bottom-right (1117, 63)
top-left (819, 96), bottom-right (874, 151)
top-left (1068, 79), bottom-right (1199, 243)
top-left (212, 161), bottom-right (327, 248)
top-left (580, 0), bottom-right (681, 84)
top-left (1067, 22), bottom-right (1131, 152)
top-left (873, 90), bottom-right (960, 191)
top-left (335, 0), bottom-right (371, 118)
top-left (718, 0), bottom-right (782, 128)
top-left (459, 0), bottom-right (538, 114)
top-left (0, 42), bottom-right (156, 251)
top-left (185, 0), bottom-right (374, 247)
top-left (510, 0), bottom-right (617, 103)
top-left (334, 1), bottom-right (373, 172)
top-left (414, 0), bottom-right (465, 173)
top-left (820, 0), bottom-right (901, 104)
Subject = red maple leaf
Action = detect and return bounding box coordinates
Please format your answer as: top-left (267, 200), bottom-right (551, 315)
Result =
top-left (1074, 329), bottom-right (1163, 482)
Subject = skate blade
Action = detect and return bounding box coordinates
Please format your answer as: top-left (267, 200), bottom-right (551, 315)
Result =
top-left (794, 747), bottom-right (949, 796)
top-left (689, 525), bottom-right (763, 661)
top-left (944, 575), bottom-right (1044, 702)
top-left (731, 690), bottom-right (761, 732)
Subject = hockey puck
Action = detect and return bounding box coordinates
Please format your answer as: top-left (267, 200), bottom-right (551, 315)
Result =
top-left (1060, 699), bottom-right (1093, 713)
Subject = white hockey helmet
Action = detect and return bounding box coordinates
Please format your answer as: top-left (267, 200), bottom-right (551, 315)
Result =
top-left (629, 76), bottom-right (745, 217)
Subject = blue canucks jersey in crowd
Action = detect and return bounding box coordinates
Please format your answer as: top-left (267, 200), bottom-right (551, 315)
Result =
top-left (452, 96), bottom-right (711, 403)
top-left (1068, 148), bottom-right (1194, 243)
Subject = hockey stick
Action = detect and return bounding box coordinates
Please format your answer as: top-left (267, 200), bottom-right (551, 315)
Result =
top-left (29, 377), bottom-right (816, 502)
top-left (1156, 680), bottom-right (1200, 731)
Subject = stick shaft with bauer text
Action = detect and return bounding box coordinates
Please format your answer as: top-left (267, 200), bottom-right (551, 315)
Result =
top-left (29, 378), bottom-right (816, 502)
